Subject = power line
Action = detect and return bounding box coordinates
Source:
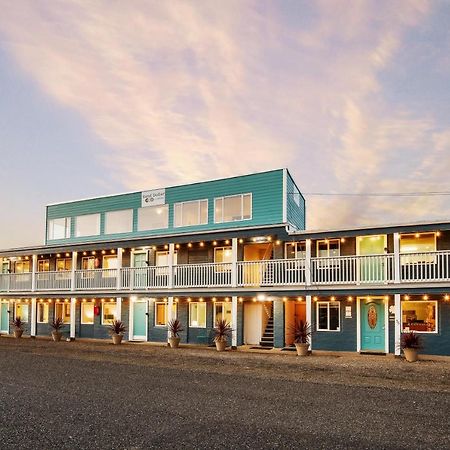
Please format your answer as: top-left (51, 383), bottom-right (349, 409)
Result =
top-left (293, 192), bottom-right (450, 198)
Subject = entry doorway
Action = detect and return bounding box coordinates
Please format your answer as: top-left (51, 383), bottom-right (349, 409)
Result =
top-left (358, 297), bottom-right (388, 353)
top-left (284, 301), bottom-right (306, 346)
top-left (357, 235), bottom-right (387, 282)
top-left (0, 301), bottom-right (9, 334)
top-left (243, 243), bottom-right (273, 286)
top-left (130, 299), bottom-right (148, 341)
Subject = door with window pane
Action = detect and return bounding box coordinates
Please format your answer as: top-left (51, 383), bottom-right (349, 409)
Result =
top-left (133, 252), bottom-right (148, 288)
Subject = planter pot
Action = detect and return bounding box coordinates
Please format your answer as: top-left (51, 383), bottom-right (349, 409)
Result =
top-left (52, 331), bottom-right (63, 342)
top-left (403, 348), bottom-right (419, 363)
top-left (295, 343), bottom-right (309, 356)
top-left (112, 334), bottom-right (123, 345)
top-left (215, 340), bottom-right (227, 352)
top-left (169, 337), bottom-right (180, 348)
top-left (14, 330), bottom-right (23, 339)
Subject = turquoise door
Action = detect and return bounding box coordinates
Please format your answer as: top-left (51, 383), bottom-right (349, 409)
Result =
top-left (1, 303), bottom-right (9, 333)
top-left (133, 253), bottom-right (148, 288)
top-left (361, 298), bottom-right (385, 352)
top-left (132, 301), bottom-right (147, 340)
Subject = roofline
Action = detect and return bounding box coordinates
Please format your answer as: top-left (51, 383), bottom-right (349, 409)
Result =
top-left (45, 168), bottom-right (286, 207)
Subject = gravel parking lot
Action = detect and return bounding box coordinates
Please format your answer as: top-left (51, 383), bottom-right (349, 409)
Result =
top-left (0, 338), bottom-right (449, 449)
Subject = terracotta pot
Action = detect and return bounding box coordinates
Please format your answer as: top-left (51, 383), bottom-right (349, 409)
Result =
top-left (14, 329), bottom-right (23, 339)
top-left (215, 339), bottom-right (227, 352)
top-left (52, 331), bottom-right (63, 342)
top-left (169, 337), bottom-right (180, 348)
top-left (112, 334), bottom-right (123, 345)
top-left (295, 342), bottom-right (309, 356)
top-left (403, 348), bottom-right (419, 363)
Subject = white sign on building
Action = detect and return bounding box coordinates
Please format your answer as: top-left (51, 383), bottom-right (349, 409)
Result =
top-left (141, 189), bottom-right (165, 207)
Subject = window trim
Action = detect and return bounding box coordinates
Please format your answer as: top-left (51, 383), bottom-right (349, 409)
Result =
top-left (284, 241), bottom-right (306, 259)
top-left (214, 193), bottom-right (252, 223)
top-left (316, 239), bottom-right (341, 258)
top-left (37, 302), bottom-right (49, 323)
top-left (15, 302), bottom-right (29, 323)
top-left (104, 209), bottom-right (133, 235)
top-left (174, 199), bottom-right (208, 228)
top-left (213, 301), bottom-right (233, 326)
top-left (54, 302), bottom-right (71, 324)
top-left (400, 232), bottom-right (437, 254)
top-left (189, 302), bottom-right (207, 328)
top-left (75, 213), bottom-right (101, 238)
top-left (81, 302), bottom-right (95, 325)
top-left (316, 301), bottom-right (340, 332)
top-left (47, 217), bottom-right (71, 240)
top-left (37, 259), bottom-right (50, 272)
top-left (401, 300), bottom-right (438, 334)
top-left (154, 301), bottom-right (177, 327)
top-left (137, 204), bottom-right (169, 231)
top-left (101, 301), bottom-right (117, 325)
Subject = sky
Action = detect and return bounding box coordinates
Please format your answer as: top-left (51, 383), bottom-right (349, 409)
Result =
top-left (0, 0), bottom-right (449, 248)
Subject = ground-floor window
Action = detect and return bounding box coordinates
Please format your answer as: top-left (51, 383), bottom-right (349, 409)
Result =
top-left (37, 303), bottom-right (49, 323)
top-left (55, 302), bottom-right (71, 323)
top-left (214, 302), bottom-right (232, 325)
top-left (155, 301), bottom-right (177, 326)
top-left (189, 302), bottom-right (206, 328)
top-left (15, 302), bottom-right (29, 322)
top-left (317, 302), bottom-right (340, 331)
top-left (401, 300), bottom-right (437, 333)
top-left (102, 301), bottom-right (116, 325)
top-left (81, 302), bottom-right (94, 324)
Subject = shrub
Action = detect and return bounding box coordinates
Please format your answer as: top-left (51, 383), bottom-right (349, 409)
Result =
top-left (168, 319), bottom-right (184, 338)
top-left (401, 331), bottom-right (422, 349)
top-left (213, 319), bottom-right (232, 343)
top-left (107, 320), bottom-right (126, 336)
top-left (11, 317), bottom-right (24, 331)
top-left (289, 320), bottom-right (311, 344)
top-left (50, 318), bottom-right (64, 331)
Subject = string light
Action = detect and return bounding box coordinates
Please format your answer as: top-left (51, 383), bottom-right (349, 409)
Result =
top-left (212, 241), bottom-right (217, 246)
top-left (404, 295), bottom-right (410, 300)
top-left (199, 242), bottom-right (204, 247)
top-left (297, 297), bottom-right (303, 302)
top-left (422, 295), bottom-right (429, 300)
top-left (347, 296), bottom-right (353, 302)
top-left (444, 295), bottom-right (449, 301)
top-left (225, 240), bottom-right (230, 245)
top-left (175, 244), bottom-right (180, 249)
top-left (102, 250), bottom-right (106, 255)
top-left (238, 297), bottom-right (243, 303)
top-left (188, 243), bottom-right (192, 248)
top-left (164, 244), bottom-right (169, 250)
top-left (275, 240), bottom-right (281, 245)
top-left (239, 238), bottom-right (244, 244)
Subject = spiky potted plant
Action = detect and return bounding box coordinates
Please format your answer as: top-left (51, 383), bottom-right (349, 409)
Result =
top-left (168, 319), bottom-right (183, 348)
top-left (213, 319), bottom-right (232, 352)
top-left (401, 331), bottom-right (422, 362)
top-left (11, 317), bottom-right (24, 338)
top-left (108, 319), bottom-right (126, 345)
top-left (50, 318), bottom-right (64, 342)
top-left (290, 320), bottom-right (311, 356)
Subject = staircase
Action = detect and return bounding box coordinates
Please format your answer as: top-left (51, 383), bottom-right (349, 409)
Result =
top-left (259, 302), bottom-right (274, 348)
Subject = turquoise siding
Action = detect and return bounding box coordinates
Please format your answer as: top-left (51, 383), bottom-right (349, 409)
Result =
top-left (286, 170), bottom-right (305, 230)
top-left (46, 170), bottom-right (287, 245)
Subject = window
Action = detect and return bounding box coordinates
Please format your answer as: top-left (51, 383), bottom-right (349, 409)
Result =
top-left (214, 302), bottom-right (232, 326)
top-left (37, 303), bottom-right (49, 323)
top-left (155, 251), bottom-right (177, 276)
top-left (82, 257), bottom-right (95, 270)
top-left (189, 302), bottom-right (206, 328)
top-left (47, 217), bottom-right (71, 240)
top-left (56, 258), bottom-right (72, 271)
top-left (155, 301), bottom-right (177, 326)
top-left (285, 242), bottom-right (306, 259)
top-left (214, 247), bottom-right (232, 272)
top-left (55, 302), bottom-right (71, 323)
top-left (103, 255), bottom-right (118, 269)
top-left (317, 240), bottom-right (340, 258)
top-left (214, 193), bottom-right (252, 223)
top-left (174, 200), bottom-right (208, 227)
top-left (400, 233), bottom-right (436, 264)
top-left (104, 209), bottom-right (133, 234)
top-left (81, 302), bottom-right (94, 325)
top-left (38, 260), bottom-right (50, 272)
top-left (401, 301), bottom-right (437, 333)
top-left (15, 302), bottom-right (29, 322)
top-left (102, 301), bottom-right (116, 325)
top-left (317, 302), bottom-right (340, 331)
top-left (138, 205), bottom-right (169, 231)
top-left (75, 213), bottom-right (100, 237)
top-left (292, 185), bottom-right (301, 207)
top-left (15, 260), bottom-right (31, 273)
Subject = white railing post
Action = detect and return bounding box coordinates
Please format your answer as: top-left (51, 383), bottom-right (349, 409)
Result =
top-left (71, 251), bottom-right (77, 291)
top-left (231, 295), bottom-right (238, 348)
top-left (231, 238), bottom-right (238, 287)
top-left (305, 239), bottom-right (311, 286)
top-left (31, 255), bottom-right (37, 292)
top-left (306, 295), bottom-right (312, 350)
top-left (394, 233), bottom-right (400, 283)
top-left (30, 298), bottom-right (37, 337)
top-left (394, 293), bottom-right (401, 356)
top-left (70, 297), bottom-right (76, 340)
top-left (116, 297), bottom-right (122, 321)
top-left (116, 248), bottom-right (123, 290)
top-left (168, 244), bottom-right (174, 289)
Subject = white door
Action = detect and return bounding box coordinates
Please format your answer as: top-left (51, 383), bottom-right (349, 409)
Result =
top-left (244, 302), bottom-right (263, 345)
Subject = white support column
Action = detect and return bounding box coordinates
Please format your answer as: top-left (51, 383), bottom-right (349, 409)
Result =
top-left (116, 297), bottom-right (122, 321)
top-left (70, 298), bottom-right (76, 340)
top-left (306, 295), bottom-right (312, 350)
top-left (168, 243), bottom-right (174, 289)
top-left (167, 296), bottom-right (174, 341)
top-left (394, 293), bottom-right (401, 356)
top-left (31, 254), bottom-right (37, 292)
top-left (231, 295), bottom-right (238, 348)
top-left (231, 238), bottom-right (238, 287)
top-left (30, 298), bottom-right (37, 337)
top-left (394, 233), bottom-right (400, 283)
top-left (116, 248), bottom-right (123, 290)
top-left (305, 239), bottom-right (312, 286)
top-left (71, 251), bottom-right (78, 291)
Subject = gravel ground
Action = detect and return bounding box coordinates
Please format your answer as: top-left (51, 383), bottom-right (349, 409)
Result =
top-left (0, 337), bottom-right (449, 449)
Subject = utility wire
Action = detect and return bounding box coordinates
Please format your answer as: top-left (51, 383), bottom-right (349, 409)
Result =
top-left (290, 192), bottom-right (450, 197)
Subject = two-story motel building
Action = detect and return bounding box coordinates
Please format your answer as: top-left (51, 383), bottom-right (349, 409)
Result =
top-left (1, 169), bottom-right (449, 356)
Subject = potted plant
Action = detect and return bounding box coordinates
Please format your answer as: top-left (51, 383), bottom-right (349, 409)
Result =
top-left (401, 331), bottom-right (421, 362)
top-left (290, 320), bottom-right (311, 356)
top-left (213, 319), bottom-right (232, 352)
top-left (108, 319), bottom-right (126, 345)
top-left (168, 319), bottom-right (183, 348)
top-left (11, 317), bottom-right (24, 338)
top-left (50, 318), bottom-right (64, 342)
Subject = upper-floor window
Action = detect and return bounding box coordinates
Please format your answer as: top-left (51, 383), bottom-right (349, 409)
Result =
top-left (214, 247), bottom-right (232, 264)
top-left (103, 255), bottom-right (118, 269)
top-left (285, 242), bottom-right (306, 259)
top-left (317, 239), bottom-right (340, 258)
top-left (38, 260), bottom-right (50, 272)
top-left (15, 260), bottom-right (31, 273)
top-left (82, 257), bottom-right (95, 270)
top-left (292, 185), bottom-right (301, 207)
top-left (138, 205), bottom-right (169, 231)
top-left (75, 214), bottom-right (100, 237)
top-left (56, 258), bottom-right (72, 271)
top-left (400, 233), bottom-right (436, 264)
top-left (174, 200), bottom-right (208, 227)
top-left (214, 193), bottom-right (252, 223)
top-left (104, 209), bottom-right (133, 235)
top-left (47, 217), bottom-right (71, 240)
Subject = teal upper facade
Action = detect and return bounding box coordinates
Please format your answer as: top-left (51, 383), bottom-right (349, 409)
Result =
top-left (45, 169), bottom-right (305, 245)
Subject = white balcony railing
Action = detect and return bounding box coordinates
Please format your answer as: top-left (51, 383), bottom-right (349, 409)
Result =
top-left (75, 269), bottom-right (118, 290)
top-left (0, 273), bottom-right (33, 292)
top-left (400, 251), bottom-right (450, 282)
top-left (121, 266), bottom-right (169, 290)
top-left (174, 262), bottom-right (232, 288)
top-left (35, 271), bottom-right (72, 291)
